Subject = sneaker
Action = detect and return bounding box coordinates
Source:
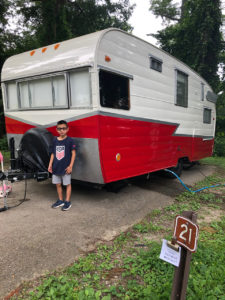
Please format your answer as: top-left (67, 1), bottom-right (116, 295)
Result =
top-left (52, 200), bottom-right (65, 208)
top-left (62, 201), bottom-right (72, 211)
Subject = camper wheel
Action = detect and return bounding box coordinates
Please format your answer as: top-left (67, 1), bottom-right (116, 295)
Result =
top-left (167, 159), bottom-right (183, 178)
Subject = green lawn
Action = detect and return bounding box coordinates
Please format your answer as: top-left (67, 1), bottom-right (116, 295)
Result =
top-left (201, 157), bottom-right (225, 170)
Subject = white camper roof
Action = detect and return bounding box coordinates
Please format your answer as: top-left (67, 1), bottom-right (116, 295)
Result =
top-left (1, 29), bottom-right (108, 82)
top-left (2, 28), bottom-right (211, 89)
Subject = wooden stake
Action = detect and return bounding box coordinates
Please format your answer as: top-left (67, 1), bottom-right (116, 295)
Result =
top-left (171, 211), bottom-right (197, 300)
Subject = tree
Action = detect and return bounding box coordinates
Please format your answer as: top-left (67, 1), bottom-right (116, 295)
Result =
top-left (15, 0), bottom-right (134, 48)
top-left (0, 0), bottom-right (11, 137)
top-left (150, 0), bottom-right (222, 90)
top-left (0, 0), bottom-right (11, 72)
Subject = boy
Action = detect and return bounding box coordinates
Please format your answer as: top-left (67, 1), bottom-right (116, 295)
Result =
top-left (48, 120), bottom-right (76, 211)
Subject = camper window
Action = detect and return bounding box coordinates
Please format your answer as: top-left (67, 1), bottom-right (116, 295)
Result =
top-left (29, 77), bottom-right (53, 107)
top-left (203, 108), bottom-right (211, 124)
top-left (176, 70), bottom-right (188, 107)
top-left (18, 74), bottom-right (67, 109)
top-left (52, 75), bottom-right (67, 107)
top-left (6, 82), bottom-right (18, 110)
top-left (19, 82), bottom-right (30, 108)
top-left (99, 70), bottom-right (129, 110)
top-left (150, 56), bottom-right (162, 72)
top-left (69, 70), bottom-right (91, 108)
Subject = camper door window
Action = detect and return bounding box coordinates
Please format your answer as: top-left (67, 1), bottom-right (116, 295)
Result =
top-left (99, 70), bottom-right (130, 110)
top-left (176, 70), bottom-right (188, 108)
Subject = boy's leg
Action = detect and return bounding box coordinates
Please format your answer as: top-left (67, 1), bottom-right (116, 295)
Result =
top-left (56, 183), bottom-right (63, 201)
top-left (62, 174), bottom-right (72, 211)
top-left (51, 176), bottom-right (65, 208)
top-left (65, 184), bottom-right (71, 202)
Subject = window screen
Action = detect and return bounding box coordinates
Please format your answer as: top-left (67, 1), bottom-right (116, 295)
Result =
top-left (18, 75), bottom-right (67, 109)
top-left (7, 82), bottom-right (18, 109)
top-left (70, 70), bottom-right (91, 107)
top-left (176, 70), bottom-right (188, 107)
top-left (150, 56), bottom-right (162, 72)
top-left (203, 108), bottom-right (211, 124)
top-left (99, 70), bottom-right (129, 110)
top-left (19, 82), bottom-right (30, 108)
top-left (52, 75), bottom-right (67, 107)
top-left (29, 77), bottom-right (52, 107)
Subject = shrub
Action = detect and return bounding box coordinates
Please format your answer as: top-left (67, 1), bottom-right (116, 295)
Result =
top-left (0, 136), bottom-right (8, 151)
top-left (213, 136), bottom-right (225, 157)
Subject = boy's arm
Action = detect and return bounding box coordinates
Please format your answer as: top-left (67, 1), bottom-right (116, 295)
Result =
top-left (65, 150), bottom-right (76, 174)
top-left (48, 153), bottom-right (54, 173)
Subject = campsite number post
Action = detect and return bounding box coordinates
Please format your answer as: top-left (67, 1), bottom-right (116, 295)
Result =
top-left (174, 215), bottom-right (199, 253)
top-left (171, 211), bottom-right (199, 300)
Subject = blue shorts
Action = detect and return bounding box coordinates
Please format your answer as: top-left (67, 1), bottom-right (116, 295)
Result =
top-left (52, 174), bottom-right (71, 185)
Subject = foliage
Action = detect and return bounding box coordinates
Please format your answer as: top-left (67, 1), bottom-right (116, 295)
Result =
top-left (216, 81), bottom-right (225, 138)
top-left (201, 156), bottom-right (225, 170)
top-left (214, 136), bottom-right (225, 157)
top-left (0, 136), bottom-right (8, 151)
top-left (0, 0), bottom-right (10, 71)
top-left (0, 98), bottom-right (6, 138)
top-left (150, 0), bottom-right (222, 90)
top-left (15, 0), bottom-right (135, 48)
top-left (150, 0), bottom-right (181, 23)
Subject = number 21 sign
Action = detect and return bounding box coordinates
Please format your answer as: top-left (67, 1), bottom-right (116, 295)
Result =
top-left (174, 216), bottom-right (199, 252)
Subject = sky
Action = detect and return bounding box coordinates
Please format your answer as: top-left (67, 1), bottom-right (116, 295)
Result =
top-left (129, 0), bottom-right (165, 46)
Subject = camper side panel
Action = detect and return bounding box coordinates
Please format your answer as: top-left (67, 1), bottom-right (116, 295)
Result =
top-left (96, 30), bottom-right (215, 182)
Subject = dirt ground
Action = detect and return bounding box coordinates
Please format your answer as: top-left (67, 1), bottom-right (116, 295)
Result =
top-left (0, 164), bottom-right (216, 299)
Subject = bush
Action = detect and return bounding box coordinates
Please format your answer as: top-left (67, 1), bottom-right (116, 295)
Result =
top-left (0, 136), bottom-right (8, 151)
top-left (214, 136), bottom-right (225, 157)
top-left (0, 97), bottom-right (6, 138)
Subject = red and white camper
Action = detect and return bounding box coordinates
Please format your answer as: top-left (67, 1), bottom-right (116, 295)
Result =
top-left (1, 28), bottom-right (217, 184)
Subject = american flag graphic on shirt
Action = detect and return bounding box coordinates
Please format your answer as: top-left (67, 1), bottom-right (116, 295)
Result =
top-left (56, 146), bottom-right (65, 160)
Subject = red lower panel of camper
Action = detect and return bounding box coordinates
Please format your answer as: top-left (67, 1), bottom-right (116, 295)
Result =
top-left (97, 115), bottom-right (213, 182)
top-left (5, 115), bottom-right (214, 183)
top-left (5, 116), bottom-right (36, 134)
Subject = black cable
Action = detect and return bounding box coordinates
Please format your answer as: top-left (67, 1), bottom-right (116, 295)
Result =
top-left (8, 177), bottom-right (29, 209)
top-left (0, 177), bottom-right (29, 212)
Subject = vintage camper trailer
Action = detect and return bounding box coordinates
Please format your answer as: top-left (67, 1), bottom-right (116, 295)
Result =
top-left (1, 28), bottom-right (217, 184)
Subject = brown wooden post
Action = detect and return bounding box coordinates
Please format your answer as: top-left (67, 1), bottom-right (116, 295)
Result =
top-left (171, 211), bottom-right (197, 300)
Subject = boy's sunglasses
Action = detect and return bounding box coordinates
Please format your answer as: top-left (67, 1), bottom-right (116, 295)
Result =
top-left (57, 127), bottom-right (67, 131)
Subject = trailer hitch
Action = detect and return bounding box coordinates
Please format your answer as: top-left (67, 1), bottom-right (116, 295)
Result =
top-left (0, 170), bottom-right (49, 183)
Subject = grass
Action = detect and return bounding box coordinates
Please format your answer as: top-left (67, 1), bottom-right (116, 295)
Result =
top-left (10, 157), bottom-right (225, 300)
top-left (201, 157), bottom-right (225, 171)
top-left (0, 136), bottom-right (10, 166)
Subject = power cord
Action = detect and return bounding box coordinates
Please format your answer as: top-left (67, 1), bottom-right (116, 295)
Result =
top-left (164, 169), bottom-right (225, 193)
top-left (0, 178), bottom-right (29, 212)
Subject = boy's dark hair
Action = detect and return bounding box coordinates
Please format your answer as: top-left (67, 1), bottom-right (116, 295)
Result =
top-left (57, 120), bottom-right (68, 127)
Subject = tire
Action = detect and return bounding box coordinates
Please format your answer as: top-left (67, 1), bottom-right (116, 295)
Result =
top-left (166, 159), bottom-right (183, 178)
top-left (19, 128), bottom-right (54, 172)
